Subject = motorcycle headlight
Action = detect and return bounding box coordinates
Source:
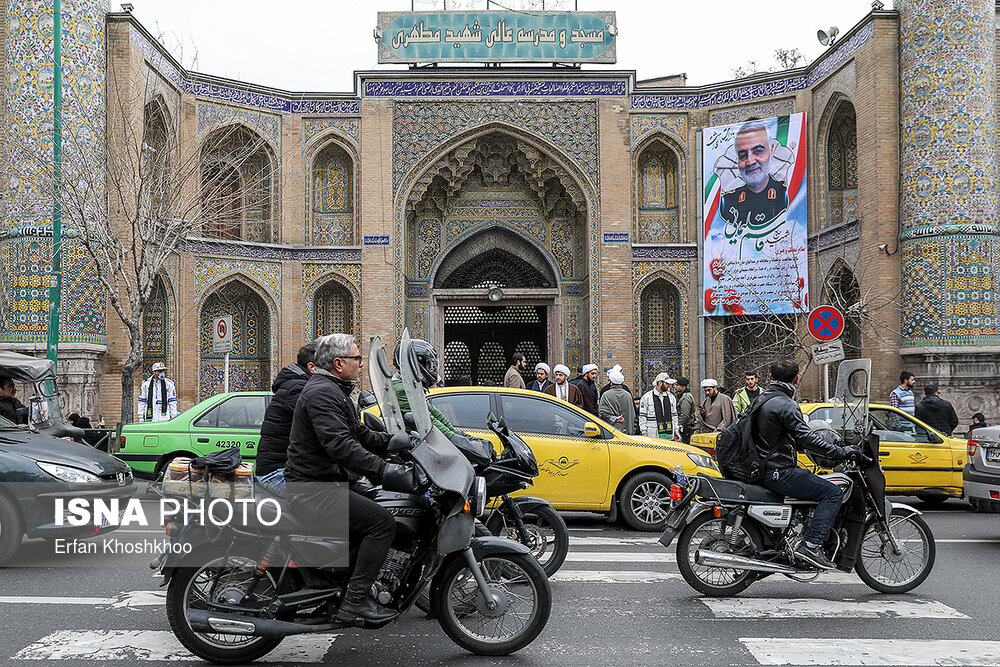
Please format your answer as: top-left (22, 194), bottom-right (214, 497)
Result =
top-left (469, 476), bottom-right (487, 517)
top-left (37, 461), bottom-right (101, 484)
top-left (687, 453), bottom-right (717, 470)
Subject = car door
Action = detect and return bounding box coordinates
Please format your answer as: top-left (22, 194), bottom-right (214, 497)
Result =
top-left (868, 407), bottom-right (954, 491)
top-left (497, 393), bottom-right (610, 507)
top-left (426, 392), bottom-right (494, 442)
top-left (190, 394), bottom-right (269, 462)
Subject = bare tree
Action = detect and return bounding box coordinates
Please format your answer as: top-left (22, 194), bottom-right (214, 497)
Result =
top-left (731, 48), bottom-right (805, 79)
top-left (2, 55), bottom-right (280, 423)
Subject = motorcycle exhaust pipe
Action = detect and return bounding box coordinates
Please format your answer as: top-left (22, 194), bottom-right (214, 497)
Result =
top-left (694, 549), bottom-right (799, 574)
top-left (187, 609), bottom-right (336, 638)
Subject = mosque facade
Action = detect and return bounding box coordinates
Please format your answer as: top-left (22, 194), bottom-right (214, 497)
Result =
top-left (1, 2), bottom-right (998, 423)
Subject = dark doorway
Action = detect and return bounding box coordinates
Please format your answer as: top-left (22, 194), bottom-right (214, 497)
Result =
top-left (443, 305), bottom-right (546, 386)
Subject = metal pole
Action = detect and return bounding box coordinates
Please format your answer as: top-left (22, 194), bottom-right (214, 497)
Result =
top-left (696, 132), bottom-right (706, 383)
top-left (224, 352), bottom-right (230, 393)
top-left (823, 363), bottom-right (830, 401)
top-left (46, 0), bottom-right (63, 367)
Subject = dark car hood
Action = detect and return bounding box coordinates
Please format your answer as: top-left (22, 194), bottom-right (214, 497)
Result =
top-left (0, 429), bottom-right (129, 476)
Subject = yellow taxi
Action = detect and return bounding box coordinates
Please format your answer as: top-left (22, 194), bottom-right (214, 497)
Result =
top-left (691, 402), bottom-right (967, 503)
top-left (370, 386), bottom-right (720, 531)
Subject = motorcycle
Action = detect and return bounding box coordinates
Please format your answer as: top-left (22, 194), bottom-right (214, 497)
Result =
top-left (158, 331), bottom-right (551, 663)
top-left (660, 359), bottom-right (936, 597)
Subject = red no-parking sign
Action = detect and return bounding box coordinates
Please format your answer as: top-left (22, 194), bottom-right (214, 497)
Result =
top-left (212, 315), bottom-right (233, 353)
top-left (807, 306), bottom-right (844, 342)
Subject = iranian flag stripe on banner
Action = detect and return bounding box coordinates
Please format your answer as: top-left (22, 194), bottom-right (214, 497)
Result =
top-left (787, 115), bottom-right (807, 202)
top-left (703, 172), bottom-right (721, 239)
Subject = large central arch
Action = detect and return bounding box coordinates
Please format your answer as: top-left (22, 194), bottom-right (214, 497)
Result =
top-left (399, 128), bottom-right (592, 378)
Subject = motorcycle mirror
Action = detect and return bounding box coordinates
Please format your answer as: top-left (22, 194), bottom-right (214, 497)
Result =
top-left (387, 432), bottom-right (413, 453)
top-left (362, 412), bottom-right (387, 433)
top-left (498, 415), bottom-right (508, 432)
top-left (487, 411), bottom-right (497, 424)
top-left (15, 406), bottom-right (29, 424)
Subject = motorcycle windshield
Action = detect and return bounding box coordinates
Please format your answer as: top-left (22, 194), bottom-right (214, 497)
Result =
top-left (832, 358), bottom-right (872, 439)
top-left (367, 336), bottom-right (405, 435)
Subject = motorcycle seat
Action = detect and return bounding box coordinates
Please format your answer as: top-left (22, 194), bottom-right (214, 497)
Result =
top-left (249, 497), bottom-right (338, 536)
top-left (695, 474), bottom-right (784, 504)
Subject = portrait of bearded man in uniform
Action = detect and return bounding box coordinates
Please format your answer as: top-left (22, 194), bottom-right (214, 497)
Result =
top-left (720, 119), bottom-right (789, 234)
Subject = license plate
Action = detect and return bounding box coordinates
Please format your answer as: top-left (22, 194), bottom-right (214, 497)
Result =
top-left (987, 448), bottom-right (1000, 462)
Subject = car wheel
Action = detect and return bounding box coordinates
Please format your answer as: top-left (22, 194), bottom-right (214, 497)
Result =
top-left (0, 492), bottom-right (25, 565)
top-left (618, 471), bottom-right (672, 531)
top-left (915, 493), bottom-right (948, 507)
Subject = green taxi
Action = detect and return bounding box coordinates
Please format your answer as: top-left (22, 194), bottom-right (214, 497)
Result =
top-left (117, 392), bottom-right (269, 479)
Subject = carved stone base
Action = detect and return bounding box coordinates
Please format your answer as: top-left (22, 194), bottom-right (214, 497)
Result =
top-left (3, 343), bottom-right (107, 422)
top-left (900, 347), bottom-right (1000, 425)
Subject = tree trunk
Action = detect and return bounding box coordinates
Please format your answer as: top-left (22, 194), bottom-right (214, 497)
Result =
top-left (120, 323), bottom-right (143, 425)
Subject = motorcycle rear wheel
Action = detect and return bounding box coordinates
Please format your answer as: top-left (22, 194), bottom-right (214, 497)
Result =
top-left (434, 552), bottom-right (550, 656)
top-left (676, 511), bottom-right (758, 597)
top-left (485, 503), bottom-right (568, 576)
top-left (854, 508), bottom-right (935, 594)
top-left (166, 550), bottom-right (283, 665)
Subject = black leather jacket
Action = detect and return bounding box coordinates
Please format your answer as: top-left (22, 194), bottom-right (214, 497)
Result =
top-left (752, 383), bottom-right (847, 471)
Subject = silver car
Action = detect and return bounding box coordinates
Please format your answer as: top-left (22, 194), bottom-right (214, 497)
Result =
top-left (965, 425), bottom-right (1000, 512)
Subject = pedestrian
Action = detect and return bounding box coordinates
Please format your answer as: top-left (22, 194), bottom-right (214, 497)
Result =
top-left (137, 362), bottom-right (178, 422)
top-left (638, 372), bottom-right (680, 440)
top-left (256, 342), bottom-right (317, 496)
top-left (733, 371), bottom-right (762, 414)
top-left (455, 375), bottom-right (472, 386)
top-left (574, 363), bottom-right (600, 416)
top-left (914, 384), bottom-right (959, 436)
top-left (970, 412), bottom-right (988, 435)
top-left (673, 377), bottom-right (696, 443)
top-left (633, 396), bottom-right (641, 435)
top-left (545, 364), bottom-right (584, 408)
top-left (890, 371), bottom-right (916, 415)
top-left (696, 378), bottom-right (737, 433)
top-left (529, 362), bottom-right (551, 393)
top-left (599, 364), bottom-right (632, 397)
top-left (599, 368), bottom-right (635, 434)
top-left (0, 376), bottom-right (28, 426)
top-left (504, 353), bottom-right (527, 389)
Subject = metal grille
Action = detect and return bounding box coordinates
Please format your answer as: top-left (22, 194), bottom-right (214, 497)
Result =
top-left (438, 248), bottom-right (552, 289)
top-left (444, 305), bottom-right (543, 324)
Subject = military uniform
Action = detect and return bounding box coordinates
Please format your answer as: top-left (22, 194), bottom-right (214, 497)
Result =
top-left (721, 176), bottom-right (788, 229)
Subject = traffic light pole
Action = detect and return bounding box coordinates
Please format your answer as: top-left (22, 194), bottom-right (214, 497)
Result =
top-left (46, 0), bottom-right (63, 367)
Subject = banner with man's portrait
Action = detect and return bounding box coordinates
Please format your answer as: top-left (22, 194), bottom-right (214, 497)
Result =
top-left (701, 113), bottom-right (809, 316)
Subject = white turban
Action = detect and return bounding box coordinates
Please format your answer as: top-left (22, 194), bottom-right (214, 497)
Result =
top-left (701, 378), bottom-right (719, 388)
top-left (535, 362), bottom-right (551, 374)
top-left (608, 369), bottom-right (625, 385)
top-left (553, 364), bottom-right (571, 377)
top-left (582, 363), bottom-right (598, 374)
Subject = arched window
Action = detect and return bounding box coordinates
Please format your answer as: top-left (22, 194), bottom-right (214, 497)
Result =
top-left (313, 280), bottom-right (354, 339)
top-left (826, 101), bottom-right (858, 228)
top-left (200, 126), bottom-right (273, 242)
top-left (311, 143), bottom-right (355, 244)
top-left (824, 265), bottom-right (862, 358)
top-left (199, 281), bottom-right (271, 400)
top-left (143, 100), bottom-right (170, 214)
top-left (639, 278), bottom-right (681, 392)
top-left (142, 277), bottom-right (169, 377)
top-left (636, 142), bottom-right (680, 243)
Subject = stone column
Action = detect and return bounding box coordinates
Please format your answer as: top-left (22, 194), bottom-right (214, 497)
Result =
top-left (2, 0), bottom-right (108, 417)
top-left (897, 0), bottom-right (1000, 421)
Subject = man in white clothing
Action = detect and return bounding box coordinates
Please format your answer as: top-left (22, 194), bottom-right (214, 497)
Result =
top-left (638, 372), bottom-right (680, 440)
top-left (138, 362), bottom-right (178, 422)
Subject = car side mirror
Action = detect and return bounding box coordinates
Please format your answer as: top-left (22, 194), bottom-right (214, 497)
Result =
top-left (387, 432), bottom-right (413, 453)
top-left (583, 422), bottom-right (601, 438)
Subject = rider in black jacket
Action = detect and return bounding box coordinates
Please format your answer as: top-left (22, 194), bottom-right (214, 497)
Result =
top-left (753, 358), bottom-right (856, 570)
top-left (285, 333), bottom-right (419, 624)
top-left (255, 343), bottom-right (316, 485)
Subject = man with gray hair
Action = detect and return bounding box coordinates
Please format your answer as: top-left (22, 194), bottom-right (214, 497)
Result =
top-left (285, 333), bottom-right (420, 624)
top-left (721, 119), bottom-right (789, 232)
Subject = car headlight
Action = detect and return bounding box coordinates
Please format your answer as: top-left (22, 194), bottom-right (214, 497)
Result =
top-left (37, 462), bottom-right (102, 484)
top-left (687, 453), bottom-right (717, 470)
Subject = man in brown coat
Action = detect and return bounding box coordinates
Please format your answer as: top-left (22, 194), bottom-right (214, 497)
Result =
top-left (545, 364), bottom-right (584, 408)
top-left (504, 353), bottom-right (526, 389)
top-left (696, 378), bottom-right (737, 433)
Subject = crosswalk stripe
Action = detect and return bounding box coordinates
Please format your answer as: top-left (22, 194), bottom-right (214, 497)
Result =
top-left (564, 551), bottom-right (674, 563)
top-left (570, 536), bottom-right (660, 546)
top-left (740, 638), bottom-right (1000, 665)
top-left (0, 591), bottom-right (164, 607)
top-left (12, 630), bottom-right (337, 662)
top-left (551, 570), bottom-right (679, 583)
top-left (703, 598), bottom-right (969, 619)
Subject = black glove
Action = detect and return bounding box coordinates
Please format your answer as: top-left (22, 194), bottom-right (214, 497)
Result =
top-left (839, 447), bottom-right (864, 463)
top-left (381, 462), bottom-right (421, 493)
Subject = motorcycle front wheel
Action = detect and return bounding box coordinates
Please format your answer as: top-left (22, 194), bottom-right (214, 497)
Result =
top-left (676, 511), bottom-right (758, 597)
top-left (855, 507), bottom-right (935, 594)
top-left (485, 503), bottom-right (569, 576)
top-left (165, 550), bottom-right (283, 665)
top-left (434, 551), bottom-right (551, 656)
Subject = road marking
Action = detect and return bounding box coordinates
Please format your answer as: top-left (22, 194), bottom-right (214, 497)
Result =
top-left (552, 570), bottom-right (680, 583)
top-left (740, 639), bottom-right (1000, 665)
top-left (703, 598), bottom-right (969, 619)
top-left (564, 551), bottom-right (674, 563)
top-left (12, 630), bottom-right (337, 662)
top-left (570, 536), bottom-right (660, 546)
top-left (0, 591), bottom-right (164, 607)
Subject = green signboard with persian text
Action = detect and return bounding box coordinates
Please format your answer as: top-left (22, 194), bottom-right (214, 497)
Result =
top-left (376, 11), bottom-right (616, 64)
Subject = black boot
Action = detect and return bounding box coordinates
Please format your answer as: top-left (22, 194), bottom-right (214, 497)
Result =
top-left (336, 596), bottom-right (398, 624)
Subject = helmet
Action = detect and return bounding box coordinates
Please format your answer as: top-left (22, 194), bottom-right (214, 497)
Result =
top-left (806, 419), bottom-right (844, 469)
top-left (393, 338), bottom-right (439, 389)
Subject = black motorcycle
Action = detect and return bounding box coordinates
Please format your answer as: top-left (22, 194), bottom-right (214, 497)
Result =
top-left (661, 423), bottom-right (935, 597)
top-left (159, 333), bottom-right (551, 663)
top-left (451, 415), bottom-right (569, 577)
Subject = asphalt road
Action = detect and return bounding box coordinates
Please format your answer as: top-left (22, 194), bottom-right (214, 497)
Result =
top-left (1, 496), bottom-right (999, 666)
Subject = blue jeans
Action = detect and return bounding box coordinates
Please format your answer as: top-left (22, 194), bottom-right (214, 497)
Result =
top-left (257, 468), bottom-right (286, 497)
top-left (761, 467), bottom-right (842, 546)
